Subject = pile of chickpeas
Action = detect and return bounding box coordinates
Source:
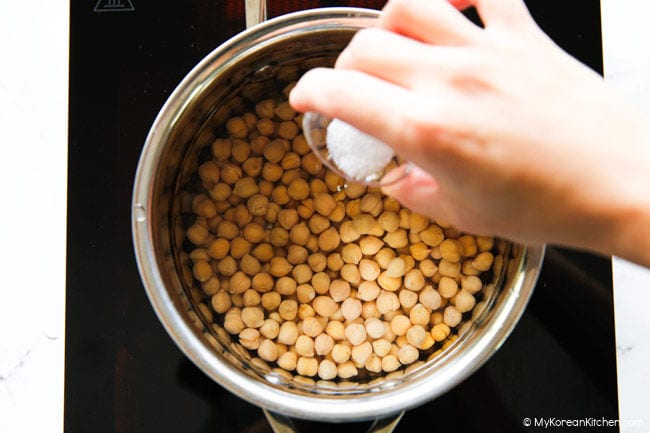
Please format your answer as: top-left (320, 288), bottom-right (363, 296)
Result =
top-left (184, 81), bottom-right (496, 381)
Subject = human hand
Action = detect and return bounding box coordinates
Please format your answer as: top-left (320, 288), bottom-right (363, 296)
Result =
top-left (290, 0), bottom-right (650, 265)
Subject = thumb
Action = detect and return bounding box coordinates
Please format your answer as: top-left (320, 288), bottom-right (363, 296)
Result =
top-left (382, 165), bottom-right (441, 220)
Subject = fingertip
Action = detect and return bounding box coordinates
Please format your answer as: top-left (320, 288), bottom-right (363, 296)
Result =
top-left (448, 0), bottom-right (473, 10)
top-left (382, 166), bottom-right (441, 218)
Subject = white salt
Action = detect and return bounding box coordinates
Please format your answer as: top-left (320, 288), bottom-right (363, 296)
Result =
top-left (326, 119), bottom-right (395, 182)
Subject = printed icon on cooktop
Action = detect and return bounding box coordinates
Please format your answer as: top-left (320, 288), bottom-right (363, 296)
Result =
top-left (94, 0), bottom-right (135, 12)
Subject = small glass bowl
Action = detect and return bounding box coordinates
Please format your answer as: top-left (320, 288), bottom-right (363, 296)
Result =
top-left (302, 112), bottom-right (413, 187)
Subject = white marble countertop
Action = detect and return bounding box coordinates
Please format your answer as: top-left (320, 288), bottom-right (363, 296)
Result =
top-left (1, 1), bottom-right (649, 432)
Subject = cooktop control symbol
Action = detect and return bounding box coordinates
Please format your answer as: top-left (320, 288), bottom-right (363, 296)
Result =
top-left (94, 0), bottom-right (135, 12)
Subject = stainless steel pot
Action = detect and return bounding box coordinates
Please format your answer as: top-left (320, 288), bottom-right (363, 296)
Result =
top-left (132, 4), bottom-right (544, 432)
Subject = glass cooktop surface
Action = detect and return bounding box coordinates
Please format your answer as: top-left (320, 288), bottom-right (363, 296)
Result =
top-left (65, 1), bottom-right (617, 432)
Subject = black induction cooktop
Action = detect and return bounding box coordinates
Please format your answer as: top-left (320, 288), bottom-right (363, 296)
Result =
top-left (65, 1), bottom-right (617, 432)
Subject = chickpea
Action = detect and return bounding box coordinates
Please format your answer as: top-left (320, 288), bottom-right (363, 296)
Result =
top-left (365, 317), bottom-right (385, 339)
top-left (296, 283), bottom-right (316, 304)
top-left (377, 272), bottom-right (402, 292)
top-left (419, 285), bottom-right (442, 310)
top-left (418, 260), bottom-right (437, 278)
top-left (439, 239), bottom-right (462, 262)
top-left (372, 338), bottom-right (392, 357)
top-left (340, 298), bottom-right (363, 322)
top-left (276, 120), bottom-right (297, 140)
top-left (312, 295), bottom-right (337, 318)
top-left (472, 251), bottom-right (494, 271)
top-left (376, 291), bottom-right (400, 314)
top-left (246, 194), bottom-right (269, 217)
top-left (296, 357), bottom-right (319, 377)
top-left (240, 253), bottom-right (262, 276)
top-left (268, 256), bottom-right (291, 278)
top-left (337, 361), bottom-right (358, 379)
top-left (194, 198), bottom-right (217, 219)
top-left (381, 355), bottom-right (400, 373)
top-left (192, 260), bottom-right (212, 282)
top-left (308, 214), bottom-right (330, 234)
top-left (239, 328), bottom-right (261, 350)
top-left (390, 315), bottom-right (412, 336)
top-left (311, 192), bottom-right (336, 216)
top-left (285, 178), bottom-right (309, 201)
top-left (216, 256), bottom-right (237, 276)
top-left (438, 276), bottom-right (459, 299)
top-left (461, 275), bottom-right (483, 294)
top-left (357, 281), bottom-right (381, 302)
top-left (359, 236), bottom-right (384, 255)
top-left (340, 264), bottom-right (361, 286)
top-left (420, 224), bottom-right (445, 247)
top-left (257, 338), bottom-right (279, 362)
top-left (277, 321), bottom-right (299, 346)
top-left (277, 351), bottom-right (298, 371)
top-left (361, 301), bottom-right (379, 319)
top-left (325, 320), bottom-right (346, 341)
top-left (301, 152), bottom-right (323, 175)
top-left (383, 229), bottom-right (408, 249)
top-left (351, 342), bottom-right (373, 367)
top-left (261, 292), bottom-right (281, 311)
top-left (287, 245), bottom-right (308, 265)
top-left (386, 257), bottom-right (406, 278)
top-left (276, 298), bottom-right (297, 321)
top-left (404, 269), bottom-right (425, 291)
top-left (231, 139), bottom-right (251, 163)
top-left (297, 199), bottom-right (314, 220)
top-left (338, 221), bottom-right (360, 244)
top-left (329, 279), bottom-right (351, 302)
top-left (251, 272), bottom-right (274, 292)
top-left (318, 359), bottom-right (338, 380)
top-left (252, 243), bottom-right (275, 263)
top-left (431, 323), bottom-right (451, 342)
top-left (220, 163), bottom-right (243, 185)
top-left (229, 271), bottom-right (251, 294)
top-left (289, 222), bottom-right (310, 246)
top-left (187, 223), bottom-right (210, 246)
top-left (346, 199), bottom-right (362, 218)
top-left (339, 245), bottom-right (361, 266)
top-left (224, 308), bottom-right (245, 335)
top-left (198, 160), bottom-right (220, 184)
top-left (360, 193), bottom-right (383, 217)
top-left (398, 289), bottom-right (418, 310)
top-left (310, 272), bottom-right (329, 295)
top-left (293, 334), bottom-right (314, 357)
top-left (255, 99), bottom-right (275, 118)
top-left (398, 344), bottom-right (419, 365)
top-left (241, 223), bottom-right (264, 244)
top-left (212, 138), bottom-right (232, 160)
top-left (365, 355), bottom-right (383, 373)
top-left (454, 289), bottom-right (476, 313)
top-left (443, 306), bottom-right (462, 328)
top-left (351, 214), bottom-right (375, 235)
top-left (409, 242), bottom-right (431, 261)
top-left (256, 117), bottom-right (276, 136)
top-left (292, 264), bottom-right (312, 285)
top-left (476, 236), bottom-right (494, 252)
top-left (202, 276), bottom-right (221, 296)
top-left (374, 248), bottom-right (396, 269)
top-left (318, 227), bottom-right (340, 252)
top-left (331, 343), bottom-right (352, 363)
top-left (303, 253), bottom-right (325, 273)
top-left (211, 290), bottom-right (231, 314)
top-left (241, 306), bottom-right (264, 328)
top-left (250, 135), bottom-right (270, 154)
top-left (314, 333), bottom-right (334, 356)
